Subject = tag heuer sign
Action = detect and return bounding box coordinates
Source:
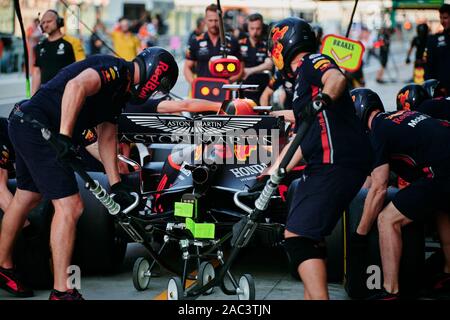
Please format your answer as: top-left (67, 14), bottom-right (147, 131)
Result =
top-left (320, 34), bottom-right (365, 73)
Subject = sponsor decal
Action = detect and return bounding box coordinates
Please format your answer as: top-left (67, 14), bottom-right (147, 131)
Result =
top-left (407, 114), bottom-right (428, 128)
top-left (229, 163), bottom-right (268, 178)
top-left (138, 61), bottom-right (169, 99)
top-left (109, 67), bottom-right (116, 80)
top-left (56, 43), bottom-right (65, 55)
top-left (313, 59), bottom-right (331, 70)
top-left (199, 41), bottom-right (208, 48)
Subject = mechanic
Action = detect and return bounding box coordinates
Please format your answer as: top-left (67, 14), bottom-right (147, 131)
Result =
top-left (184, 4), bottom-right (243, 85)
top-left (405, 23), bottom-right (429, 83)
top-left (266, 18), bottom-right (371, 300)
top-left (0, 47), bottom-right (177, 300)
top-left (32, 9), bottom-right (85, 95)
top-left (262, 70), bottom-right (296, 124)
top-left (352, 88), bottom-right (450, 299)
top-left (397, 82), bottom-right (450, 121)
top-left (239, 13), bottom-right (273, 103)
top-left (424, 4), bottom-right (450, 93)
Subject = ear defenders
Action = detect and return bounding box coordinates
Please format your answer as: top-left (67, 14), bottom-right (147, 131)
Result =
top-left (39, 9), bottom-right (65, 31)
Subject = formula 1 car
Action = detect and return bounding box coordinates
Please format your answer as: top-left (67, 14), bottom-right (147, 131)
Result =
top-left (3, 102), bottom-right (346, 295)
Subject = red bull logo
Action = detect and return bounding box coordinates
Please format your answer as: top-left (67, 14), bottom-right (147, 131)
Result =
top-left (271, 26), bottom-right (289, 70)
top-left (398, 90), bottom-right (410, 110)
top-left (138, 61), bottom-right (169, 99)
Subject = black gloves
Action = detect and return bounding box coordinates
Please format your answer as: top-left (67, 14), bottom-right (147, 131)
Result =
top-left (53, 133), bottom-right (78, 165)
top-left (300, 92), bottom-right (332, 120)
top-left (405, 57), bottom-right (411, 64)
top-left (111, 182), bottom-right (135, 209)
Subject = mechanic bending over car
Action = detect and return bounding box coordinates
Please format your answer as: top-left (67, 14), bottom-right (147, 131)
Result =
top-left (396, 81), bottom-right (450, 122)
top-left (0, 47), bottom-right (177, 300)
top-left (351, 88), bottom-right (450, 299)
top-left (265, 18), bottom-right (372, 300)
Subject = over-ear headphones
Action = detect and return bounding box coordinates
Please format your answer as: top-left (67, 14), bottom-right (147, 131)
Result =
top-left (40, 9), bottom-right (65, 30)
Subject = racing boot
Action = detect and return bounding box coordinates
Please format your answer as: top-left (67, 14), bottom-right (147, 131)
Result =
top-left (49, 288), bottom-right (84, 300)
top-left (366, 288), bottom-right (400, 300)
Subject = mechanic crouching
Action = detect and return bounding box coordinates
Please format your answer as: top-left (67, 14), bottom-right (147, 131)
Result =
top-left (352, 88), bottom-right (450, 299)
top-left (0, 47), bottom-right (178, 300)
top-left (266, 18), bottom-right (372, 299)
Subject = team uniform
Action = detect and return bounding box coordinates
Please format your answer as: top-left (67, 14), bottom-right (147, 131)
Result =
top-left (417, 96), bottom-right (450, 121)
top-left (370, 110), bottom-right (450, 221)
top-left (410, 35), bottom-right (428, 83)
top-left (269, 71), bottom-right (294, 109)
top-left (239, 36), bottom-right (270, 103)
top-left (123, 95), bottom-right (171, 113)
top-left (424, 32), bottom-right (450, 93)
top-left (185, 32), bottom-right (241, 78)
top-left (34, 35), bottom-right (85, 85)
top-left (287, 53), bottom-right (371, 241)
top-left (9, 55), bottom-right (134, 199)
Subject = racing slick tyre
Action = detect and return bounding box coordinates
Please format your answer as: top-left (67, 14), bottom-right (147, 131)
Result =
top-left (132, 257), bottom-right (151, 291)
top-left (198, 261), bottom-right (215, 295)
top-left (237, 274), bottom-right (256, 300)
top-left (345, 188), bottom-right (425, 299)
top-left (167, 277), bottom-right (184, 300)
top-left (3, 179), bottom-right (54, 289)
top-left (73, 172), bottom-right (127, 273)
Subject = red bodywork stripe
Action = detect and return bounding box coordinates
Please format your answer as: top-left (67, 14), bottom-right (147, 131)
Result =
top-left (318, 112), bottom-right (331, 163)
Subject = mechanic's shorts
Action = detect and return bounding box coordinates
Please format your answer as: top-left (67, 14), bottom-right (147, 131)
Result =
top-left (286, 165), bottom-right (366, 241)
top-left (392, 176), bottom-right (450, 222)
top-left (8, 111), bottom-right (78, 200)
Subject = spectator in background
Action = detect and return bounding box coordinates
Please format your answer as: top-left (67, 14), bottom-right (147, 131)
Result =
top-left (32, 9), bottom-right (85, 95)
top-left (424, 4), bottom-right (450, 94)
top-left (111, 17), bottom-right (141, 61)
top-left (154, 14), bottom-right (168, 36)
top-left (138, 13), bottom-right (157, 48)
top-left (89, 20), bottom-right (109, 56)
top-left (375, 27), bottom-right (391, 84)
top-left (234, 12), bottom-right (247, 40)
top-left (189, 17), bottom-right (206, 43)
top-left (26, 18), bottom-right (42, 70)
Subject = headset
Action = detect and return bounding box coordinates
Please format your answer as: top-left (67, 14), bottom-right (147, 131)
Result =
top-left (39, 9), bottom-right (65, 32)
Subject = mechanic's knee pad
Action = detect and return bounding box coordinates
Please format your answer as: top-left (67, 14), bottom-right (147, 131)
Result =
top-left (283, 237), bottom-right (327, 280)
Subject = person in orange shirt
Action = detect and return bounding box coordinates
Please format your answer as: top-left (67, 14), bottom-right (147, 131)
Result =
top-left (111, 17), bottom-right (141, 61)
